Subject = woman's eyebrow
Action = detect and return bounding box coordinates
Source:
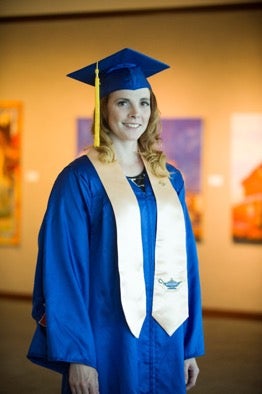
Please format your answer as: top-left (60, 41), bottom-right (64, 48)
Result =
top-left (115, 97), bottom-right (129, 101)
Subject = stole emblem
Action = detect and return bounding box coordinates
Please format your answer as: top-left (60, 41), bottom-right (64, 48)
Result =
top-left (158, 278), bottom-right (182, 290)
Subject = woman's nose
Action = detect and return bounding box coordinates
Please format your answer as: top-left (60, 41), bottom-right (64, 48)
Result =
top-left (128, 105), bottom-right (139, 118)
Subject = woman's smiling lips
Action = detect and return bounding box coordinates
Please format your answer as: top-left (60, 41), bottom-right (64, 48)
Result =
top-left (123, 122), bottom-right (142, 128)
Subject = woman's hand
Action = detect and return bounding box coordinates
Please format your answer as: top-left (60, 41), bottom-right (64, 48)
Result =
top-left (184, 357), bottom-right (200, 390)
top-left (69, 363), bottom-right (99, 394)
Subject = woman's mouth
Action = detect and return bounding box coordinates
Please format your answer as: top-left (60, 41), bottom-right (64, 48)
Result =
top-left (123, 123), bottom-right (141, 128)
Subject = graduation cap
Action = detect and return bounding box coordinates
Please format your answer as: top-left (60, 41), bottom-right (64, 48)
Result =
top-left (67, 48), bottom-right (169, 146)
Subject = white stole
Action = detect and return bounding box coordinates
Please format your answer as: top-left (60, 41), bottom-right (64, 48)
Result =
top-left (87, 149), bottom-right (188, 337)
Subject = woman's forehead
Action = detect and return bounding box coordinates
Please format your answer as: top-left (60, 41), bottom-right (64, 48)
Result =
top-left (109, 88), bottom-right (151, 99)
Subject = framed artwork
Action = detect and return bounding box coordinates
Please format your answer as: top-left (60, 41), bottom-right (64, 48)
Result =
top-left (161, 118), bottom-right (203, 241)
top-left (0, 101), bottom-right (22, 245)
top-left (77, 118), bottom-right (93, 154)
top-left (77, 117), bottom-right (203, 240)
top-left (231, 113), bottom-right (262, 244)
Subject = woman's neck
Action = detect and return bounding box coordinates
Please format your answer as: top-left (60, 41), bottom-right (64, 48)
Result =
top-left (111, 138), bottom-right (144, 177)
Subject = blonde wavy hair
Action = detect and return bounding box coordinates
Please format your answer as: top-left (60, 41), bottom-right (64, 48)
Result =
top-left (92, 90), bottom-right (169, 178)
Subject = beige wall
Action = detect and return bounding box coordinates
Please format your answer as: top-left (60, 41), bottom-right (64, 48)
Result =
top-left (0, 7), bottom-right (261, 313)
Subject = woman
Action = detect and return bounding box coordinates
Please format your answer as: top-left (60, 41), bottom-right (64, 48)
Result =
top-left (28, 48), bottom-right (204, 394)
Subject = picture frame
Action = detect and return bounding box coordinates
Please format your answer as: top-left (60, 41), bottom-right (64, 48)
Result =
top-left (0, 101), bottom-right (22, 245)
top-left (231, 113), bottom-right (262, 244)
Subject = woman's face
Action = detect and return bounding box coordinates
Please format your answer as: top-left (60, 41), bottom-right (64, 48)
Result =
top-left (107, 88), bottom-right (151, 142)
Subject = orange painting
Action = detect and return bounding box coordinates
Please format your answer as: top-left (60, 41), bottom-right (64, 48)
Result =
top-left (0, 101), bottom-right (22, 245)
top-left (231, 114), bottom-right (262, 244)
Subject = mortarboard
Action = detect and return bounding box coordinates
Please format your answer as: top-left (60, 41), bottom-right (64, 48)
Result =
top-left (67, 48), bottom-right (170, 146)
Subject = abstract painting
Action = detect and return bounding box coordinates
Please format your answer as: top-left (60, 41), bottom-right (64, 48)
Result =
top-left (231, 113), bottom-right (262, 244)
top-left (77, 117), bottom-right (203, 240)
top-left (0, 101), bottom-right (22, 245)
top-left (161, 118), bottom-right (203, 241)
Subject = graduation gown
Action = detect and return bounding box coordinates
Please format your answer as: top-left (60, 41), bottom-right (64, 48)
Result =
top-left (27, 155), bottom-right (204, 394)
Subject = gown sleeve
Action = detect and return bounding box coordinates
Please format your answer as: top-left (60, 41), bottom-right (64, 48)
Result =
top-left (169, 165), bottom-right (205, 359)
top-left (27, 161), bottom-right (97, 373)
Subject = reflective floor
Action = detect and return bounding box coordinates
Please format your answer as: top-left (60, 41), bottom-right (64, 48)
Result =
top-left (1, 299), bottom-right (261, 393)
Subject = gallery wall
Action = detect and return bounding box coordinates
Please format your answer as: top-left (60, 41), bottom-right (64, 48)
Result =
top-left (0, 5), bottom-right (261, 314)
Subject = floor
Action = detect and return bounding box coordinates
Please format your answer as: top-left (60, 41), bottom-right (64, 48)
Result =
top-left (0, 299), bottom-right (261, 393)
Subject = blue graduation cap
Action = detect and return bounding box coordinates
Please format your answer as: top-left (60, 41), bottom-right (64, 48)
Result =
top-left (67, 48), bottom-right (170, 146)
top-left (67, 48), bottom-right (169, 98)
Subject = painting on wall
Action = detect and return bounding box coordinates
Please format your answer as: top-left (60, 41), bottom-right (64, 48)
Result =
top-left (77, 118), bottom-right (93, 154)
top-left (231, 113), bottom-right (262, 244)
top-left (77, 117), bottom-right (203, 241)
top-left (0, 101), bottom-right (22, 245)
top-left (161, 118), bottom-right (203, 241)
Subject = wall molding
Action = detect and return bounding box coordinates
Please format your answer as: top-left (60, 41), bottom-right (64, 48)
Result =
top-left (202, 308), bottom-right (262, 321)
top-left (0, 291), bottom-right (261, 320)
top-left (0, 3), bottom-right (261, 23)
top-left (0, 292), bottom-right (32, 302)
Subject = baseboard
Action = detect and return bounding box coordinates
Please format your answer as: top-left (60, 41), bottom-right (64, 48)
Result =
top-left (0, 292), bottom-right (261, 320)
top-left (0, 291), bottom-right (32, 302)
top-left (203, 308), bottom-right (262, 321)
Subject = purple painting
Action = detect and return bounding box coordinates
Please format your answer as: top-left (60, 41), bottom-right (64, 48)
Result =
top-left (77, 118), bottom-right (93, 154)
top-left (161, 118), bottom-right (203, 240)
top-left (77, 117), bottom-right (203, 240)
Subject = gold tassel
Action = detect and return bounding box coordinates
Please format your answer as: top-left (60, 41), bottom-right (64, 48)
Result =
top-left (94, 62), bottom-right (100, 147)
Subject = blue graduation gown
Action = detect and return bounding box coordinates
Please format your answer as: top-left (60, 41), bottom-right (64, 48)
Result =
top-left (27, 155), bottom-right (204, 394)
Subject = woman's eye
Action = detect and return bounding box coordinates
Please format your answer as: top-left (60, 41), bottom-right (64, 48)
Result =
top-left (117, 100), bottom-right (128, 107)
top-left (141, 101), bottom-right (150, 107)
